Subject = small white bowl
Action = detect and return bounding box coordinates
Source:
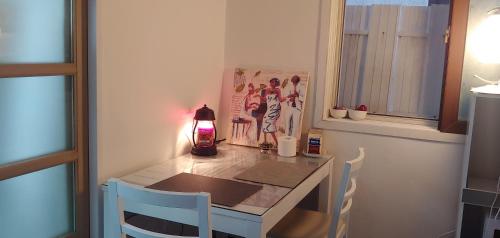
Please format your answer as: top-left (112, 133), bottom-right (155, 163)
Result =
top-left (348, 109), bottom-right (367, 121)
top-left (330, 108), bottom-right (347, 119)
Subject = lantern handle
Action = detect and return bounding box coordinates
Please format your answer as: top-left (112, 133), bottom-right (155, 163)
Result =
top-left (192, 120), bottom-right (198, 148)
top-left (213, 121), bottom-right (217, 144)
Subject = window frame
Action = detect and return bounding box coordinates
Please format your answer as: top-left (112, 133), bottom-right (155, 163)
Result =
top-left (438, 0), bottom-right (469, 134)
top-left (0, 0), bottom-right (89, 236)
top-left (314, 0), bottom-right (469, 136)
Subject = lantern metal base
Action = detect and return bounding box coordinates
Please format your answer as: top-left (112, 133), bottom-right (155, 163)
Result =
top-left (191, 145), bottom-right (217, 156)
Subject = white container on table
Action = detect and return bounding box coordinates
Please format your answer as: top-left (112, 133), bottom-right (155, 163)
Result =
top-left (277, 136), bottom-right (297, 157)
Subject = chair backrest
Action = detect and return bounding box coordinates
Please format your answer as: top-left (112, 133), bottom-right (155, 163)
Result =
top-left (329, 147), bottom-right (365, 238)
top-left (106, 178), bottom-right (212, 238)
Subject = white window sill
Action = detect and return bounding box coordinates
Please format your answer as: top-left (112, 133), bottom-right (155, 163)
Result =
top-left (314, 117), bottom-right (466, 144)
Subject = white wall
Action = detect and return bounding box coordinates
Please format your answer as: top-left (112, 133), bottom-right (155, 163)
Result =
top-left (222, 0), bottom-right (320, 135)
top-left (223, 0), bottom-right (465, 237)
top-left (95, 0), bottom-right (226, 184)
top-left (91, 0), bottom-right (226, 236)
top-left (323, 132), bottom-right (463, 238)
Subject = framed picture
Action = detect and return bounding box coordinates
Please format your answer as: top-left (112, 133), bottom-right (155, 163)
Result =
top-left (226, 68), bottom-right (309, 148)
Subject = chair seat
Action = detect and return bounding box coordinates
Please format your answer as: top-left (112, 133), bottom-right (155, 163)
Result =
top-left (268, 208), bottom-right (332, 238)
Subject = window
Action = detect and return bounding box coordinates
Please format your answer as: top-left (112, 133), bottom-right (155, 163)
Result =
top-left (337, 0), bottom-right (450, 120)
top-left (0, 0), bottom-right (88, 237)
top-left (315, 0), bottom-right (469, 134)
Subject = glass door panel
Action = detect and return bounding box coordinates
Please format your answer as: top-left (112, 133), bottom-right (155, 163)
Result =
top-left (0, 163), bottom-right (75, 238)
top-left (0, 76), bottom-right (73, 165)
top-left (0, 0), bottom-right (72, 63)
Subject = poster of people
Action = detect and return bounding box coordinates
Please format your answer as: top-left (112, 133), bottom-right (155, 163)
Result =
top-left (227, 68), bottom-right (309, 148)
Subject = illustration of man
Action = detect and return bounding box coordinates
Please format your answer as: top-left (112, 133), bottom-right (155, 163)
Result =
top-left (253, 86), bottom-right (267, 142)
top-left (238, 83), bottom-right (260, 143)
top-left (284, 75), bottom-right (305, 137)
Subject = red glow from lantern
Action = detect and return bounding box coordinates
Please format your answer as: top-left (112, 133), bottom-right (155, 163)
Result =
top-left (196, 120), bottom-right (215, 147)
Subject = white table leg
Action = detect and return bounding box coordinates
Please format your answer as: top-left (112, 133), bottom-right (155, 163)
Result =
top-left (246, 221), bottom-right (266, 238)
top-left (318, 161), bottom-right (333, 213)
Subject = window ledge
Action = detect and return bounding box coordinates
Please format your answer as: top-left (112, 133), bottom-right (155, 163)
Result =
top-left (314, 117), bottom-right (466, 144)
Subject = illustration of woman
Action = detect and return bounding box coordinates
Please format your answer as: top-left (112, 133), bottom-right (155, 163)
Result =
top-left (262, 78), bottom-right (286, 146)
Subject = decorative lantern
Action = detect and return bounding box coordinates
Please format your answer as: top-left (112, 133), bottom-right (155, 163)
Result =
top-left (191, 104), bottom-right (217, 156)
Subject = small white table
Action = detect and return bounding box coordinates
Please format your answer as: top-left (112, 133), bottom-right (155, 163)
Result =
top-left (105, 144), bottom-right (334, 238)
